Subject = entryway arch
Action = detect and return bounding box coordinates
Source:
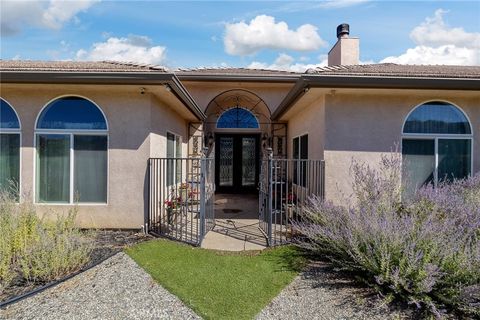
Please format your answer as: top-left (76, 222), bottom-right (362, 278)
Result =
top-left (204, 89), bottom-right (271, 193)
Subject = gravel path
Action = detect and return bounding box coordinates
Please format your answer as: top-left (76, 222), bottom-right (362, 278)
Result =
top-left (257, 261), bottom-right (411, 320)
top-left (1, 253), bottom-right (200, 320)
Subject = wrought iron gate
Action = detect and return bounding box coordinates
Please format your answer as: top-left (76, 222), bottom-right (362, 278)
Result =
top-left (148, 156), bottom-right (215, 245)
top-left (259, 150), bottom-right (325, 246)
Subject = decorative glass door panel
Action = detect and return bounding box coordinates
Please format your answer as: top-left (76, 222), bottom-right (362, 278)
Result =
top-left (215, 134), bottom-right (259, 193)
top-left (242, 137), bottom-right (256, 187)
top-left (219, 137), bottom-right (234, 186)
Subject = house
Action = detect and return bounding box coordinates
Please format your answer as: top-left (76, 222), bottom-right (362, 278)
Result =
top-left (1, 25), bottom-right (479, 245)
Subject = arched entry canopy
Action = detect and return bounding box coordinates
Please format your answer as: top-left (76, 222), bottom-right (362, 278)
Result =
top-left (200, 89), bottom-right (286, 158)
top-left (204, 89), bottom-right (271, 133)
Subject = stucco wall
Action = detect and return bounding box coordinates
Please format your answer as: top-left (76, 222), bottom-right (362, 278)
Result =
top-left (0, 84), bottom-right (189, 229)
top-left (182, 82), bottom-right (293, 114)
top-left (323, 90), bottom-right (480, 203)
top-left (287, 96), bottom-right (325, 160)
top-left (327, 38), bottom-right (359, 66)
top-left (150, 95), bottom-right (189, 159)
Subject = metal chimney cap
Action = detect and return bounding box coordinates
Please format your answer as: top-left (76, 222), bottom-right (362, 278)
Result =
top-left (336, 23), bottom-right (350, 38)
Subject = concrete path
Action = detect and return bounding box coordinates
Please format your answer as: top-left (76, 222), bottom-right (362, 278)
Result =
top-left (202, 193), bottom-right (267, 251)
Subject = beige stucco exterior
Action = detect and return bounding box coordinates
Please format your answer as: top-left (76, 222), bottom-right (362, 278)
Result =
top-left (283, 88), bottom-right (480, 203)
top-left (182, 81), bottom-right (293, 114)
top-left (287, 94), bottom-right (325, 160)
top-left (328, 37), bottom-right (360, 66)
top-left (1, 78), bottom-right (478, 228)
top-left (1, 83), bottom-right (191, 229)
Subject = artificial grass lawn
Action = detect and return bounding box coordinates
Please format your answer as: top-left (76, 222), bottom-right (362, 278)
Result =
top-left (126, 239), bottom-right (305, 320)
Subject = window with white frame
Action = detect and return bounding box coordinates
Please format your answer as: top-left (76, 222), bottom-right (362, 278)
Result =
top-left (166, 132), bottom-right (182, 186)
top-left (293, 134), bottom-right (308, 187)
top-left (35, 96), bottom-right (108, 203)
top-left (402, 101), bottom-right (472, 191)
top-left (0, 98), bottom-right (21, 199)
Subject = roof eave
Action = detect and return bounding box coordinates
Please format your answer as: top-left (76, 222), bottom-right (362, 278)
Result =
top-left (176, 74), bottom-right (300, 83)
top-left (0, 71), bottom-right (174, 84)
top-left (272, 75), bottom-right (480, 120)
top-left (168, 76), bottom-right (206, 121)
top-left (0, 71), bottom-right (206, 121)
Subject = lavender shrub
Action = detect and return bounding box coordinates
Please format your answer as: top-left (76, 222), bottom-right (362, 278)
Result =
top-left (294, 153), bottom-right (480, 317)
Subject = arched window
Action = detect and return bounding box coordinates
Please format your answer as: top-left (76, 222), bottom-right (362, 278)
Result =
top-left (35, 96), bottom-right (108, 204)
top-left (217, 107), bottom-right (259, 129)
top-left (402, 101), bottom-right (472, 190)
top-left (0, 98), bottom-right (21, 199)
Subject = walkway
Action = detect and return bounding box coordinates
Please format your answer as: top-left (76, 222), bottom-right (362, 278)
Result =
top-left (201, 194), bottom-right (268, 251)
top-left (257, 261), bottom-right (409, 320)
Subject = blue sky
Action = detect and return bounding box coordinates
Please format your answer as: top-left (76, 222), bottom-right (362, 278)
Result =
top-left (1, 1), bottom-right (479, 70)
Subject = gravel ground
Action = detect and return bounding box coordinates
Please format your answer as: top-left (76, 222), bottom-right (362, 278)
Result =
top-left (1, 253), bottom-right (200, 320)
top-left (1, 230), bottom-right (151, 302)
top-left (257, 261), bottom-right (413, 320)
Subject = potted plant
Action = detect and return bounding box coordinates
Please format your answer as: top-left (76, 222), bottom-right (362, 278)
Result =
top-left (164, 196), bottom-right (182, 224)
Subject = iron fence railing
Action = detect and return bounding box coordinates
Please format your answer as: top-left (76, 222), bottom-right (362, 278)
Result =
top-left (148, 157), bottom-right (215, 245)
top-left (259, 151), bottom-right (325, 246)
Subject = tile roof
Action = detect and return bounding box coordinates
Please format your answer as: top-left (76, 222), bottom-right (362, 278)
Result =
top-left (174, 67), bottom-right (301, 76)
top-left (0, 60), bottom-right (168, 72)
top-left (306, 63), bottom-right (480, 79)
top-left (1, 60), bottom-right (479, 80)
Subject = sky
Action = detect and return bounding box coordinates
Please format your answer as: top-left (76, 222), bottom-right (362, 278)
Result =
top-left (1, 0), bottom-right (479, 71)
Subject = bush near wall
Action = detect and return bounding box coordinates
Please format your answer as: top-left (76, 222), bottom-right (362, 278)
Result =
top-left (0, 192), bottom-right (92, 295)
top-left (294, 154), bottom-right (480, 318)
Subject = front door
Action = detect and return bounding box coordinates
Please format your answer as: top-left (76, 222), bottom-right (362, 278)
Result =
top-left (215, 134), bottom-right (260, 193)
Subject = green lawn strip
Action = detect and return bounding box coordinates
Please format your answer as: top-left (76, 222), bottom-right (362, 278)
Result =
top-left (126, 239), bottom-right (305, 320)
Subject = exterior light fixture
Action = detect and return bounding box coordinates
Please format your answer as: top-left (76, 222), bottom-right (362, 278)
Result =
top-left (205, 132), bottom-right (214, 148)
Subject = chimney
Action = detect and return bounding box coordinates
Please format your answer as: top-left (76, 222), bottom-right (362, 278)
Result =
top-left (328, 23), bottom-right (359, 66)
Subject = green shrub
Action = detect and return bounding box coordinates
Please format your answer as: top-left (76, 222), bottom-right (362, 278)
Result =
top-left (0, 191), bottom-right (92, 294)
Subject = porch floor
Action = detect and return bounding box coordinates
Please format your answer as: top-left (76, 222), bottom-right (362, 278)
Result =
top-left (201, 194), bottom-right (268, 251)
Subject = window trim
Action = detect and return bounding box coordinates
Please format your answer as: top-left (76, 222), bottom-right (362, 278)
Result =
top-left (401, 136), bottom-right (473, 187)
top-left (34, 96), bottom-right (109, 205)
top-left (401, 99), bottom-right (472, 135)
top-left (166, 131), bottom-right (183, 187)
top-left (401, 100), bottom-right (474, 187)
top-left (216, 107), bottom-right (260, 130)
top-left (292, 132), bottom-right (309, 159)
top-left (35, 94), bottom-right (109, 132)
top-left (292, 133), bottom-right (309, 187)
top-left (0, 98), bottom-right (22, 201)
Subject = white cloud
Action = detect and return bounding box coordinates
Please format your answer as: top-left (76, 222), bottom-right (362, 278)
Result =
top-left (410, 9), bottom-right (480, 48)
top-left (381, 45), bottom-right (478, 66)
top-left (381, 9), bottom-right (480, 65)
top-left (248, 53), bottom-right (328, 73)
top-left (76, 35), bottom-right (167, 65)
top-left (1, 0), bottom-right (98, 36)
top-left (41, 0), bottom-right (98, 29)
top-left (224, 15), bottom-right (327, 56)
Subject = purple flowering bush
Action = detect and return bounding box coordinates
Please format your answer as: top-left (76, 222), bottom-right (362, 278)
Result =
top-left (294, 153), bottom-right (480, 317)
